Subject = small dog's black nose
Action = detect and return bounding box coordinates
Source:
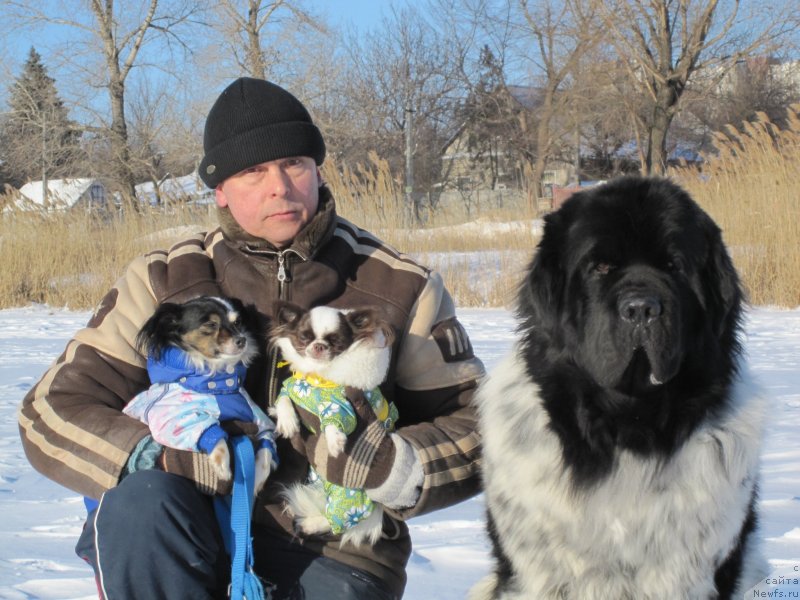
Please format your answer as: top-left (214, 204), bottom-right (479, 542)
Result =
top-left (235, 337), bottom-right (246, 349)
top-left (618, 294), bottom-right (662, 325)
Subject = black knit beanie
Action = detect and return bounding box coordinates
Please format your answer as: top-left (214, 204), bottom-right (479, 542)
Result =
top-left (198, 78), bottom-right (326, 188)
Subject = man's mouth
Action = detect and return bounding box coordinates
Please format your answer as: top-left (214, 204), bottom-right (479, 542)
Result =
top-left (268, 210), bottom-right (297, 220)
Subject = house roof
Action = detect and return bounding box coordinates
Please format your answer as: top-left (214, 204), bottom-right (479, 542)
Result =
top-left (135, 172), bottom-right (213, 205)
top-left (17, 178), bottom-right (99, 209)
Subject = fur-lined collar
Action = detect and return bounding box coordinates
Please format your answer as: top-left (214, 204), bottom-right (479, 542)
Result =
top-left (216, 185), bottom-right (337, 259)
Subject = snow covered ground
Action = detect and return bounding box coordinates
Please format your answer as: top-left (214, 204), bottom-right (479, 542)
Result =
top-left (1, 305), bottom-right (798, 599)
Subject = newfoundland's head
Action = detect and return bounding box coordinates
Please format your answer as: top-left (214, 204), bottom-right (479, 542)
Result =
top-left (517, 177), bottom-right (744, 477)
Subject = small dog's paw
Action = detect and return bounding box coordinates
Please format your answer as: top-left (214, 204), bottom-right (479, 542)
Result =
top-left (208, 441), bottom-right (232, 481)
top-left (254, 448), bottom-right (272, 494)
top-left (324, 425), bottom-right (347, 458)
top-left (273, 398), bottom-right (301, 439)
top-left (294, 515), bottom-right (332, 536)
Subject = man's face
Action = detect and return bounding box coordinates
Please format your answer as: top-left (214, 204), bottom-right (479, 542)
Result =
top-left (215, 156), bottom-right (321, 248)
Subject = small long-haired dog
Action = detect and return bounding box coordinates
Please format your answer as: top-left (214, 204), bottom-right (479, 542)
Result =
top-left (269, 300), bottom-right (396, 546)
top-left (123, 296), bottom-right (277, 494)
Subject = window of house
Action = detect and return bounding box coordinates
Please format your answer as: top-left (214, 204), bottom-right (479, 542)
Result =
top-left (89, 184), bottom-right (106, 208)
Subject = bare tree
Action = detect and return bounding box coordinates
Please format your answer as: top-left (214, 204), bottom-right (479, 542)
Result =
top-left (331, 5), bottom-right (471, 221)
top-left (594, 0), bottom-right (800, 175)
top-left (462, 0), bottom-right (603, 207)
top-left (570, 55), bottom-right (644, 179)
top-left (685, 55), bottom-right (800, 147)
top-left (208, 0), bottom-right (325, 79)
top-left (517, 0), bottom-right (601, 202)
top-left (3, 0), bottom-right (202, 207)
top-left (126, 79), bottom-right (202, 203)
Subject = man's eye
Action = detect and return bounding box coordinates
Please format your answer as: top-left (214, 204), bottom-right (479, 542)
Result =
top-left (238, 165), bottom-right (264, 178)
top-left (284, 157), bottom-right (310, 172)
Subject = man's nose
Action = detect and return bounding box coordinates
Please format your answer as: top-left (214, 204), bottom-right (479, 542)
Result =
top-left (262, 167), bottom-right (290, 196)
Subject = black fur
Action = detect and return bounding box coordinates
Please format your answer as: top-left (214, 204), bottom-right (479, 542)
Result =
top-left (714, 489), bottom-right (760, 599)
top-left (516, 176), bottom-right (743, 488)
top-left (479, 176), bottom-right (761, 598)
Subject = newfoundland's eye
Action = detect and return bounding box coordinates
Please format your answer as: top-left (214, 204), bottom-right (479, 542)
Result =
top-left (594, 262), bottom-right (614, 275)
top-left (667, 256), bottom-right (686, 273)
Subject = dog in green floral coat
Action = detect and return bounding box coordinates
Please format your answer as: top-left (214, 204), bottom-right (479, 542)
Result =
top-left (269, 301), bottom-right (396, 546)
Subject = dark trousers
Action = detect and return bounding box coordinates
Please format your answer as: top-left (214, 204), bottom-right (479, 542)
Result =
top-left (76, 470), bottom-right (396, 600)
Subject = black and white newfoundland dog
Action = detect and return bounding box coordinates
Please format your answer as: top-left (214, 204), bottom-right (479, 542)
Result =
top-left (471, 176), bottom-right (768, 600)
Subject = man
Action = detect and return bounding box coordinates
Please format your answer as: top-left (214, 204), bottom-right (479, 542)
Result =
top-left (18, 77), bottom-right (484, 600)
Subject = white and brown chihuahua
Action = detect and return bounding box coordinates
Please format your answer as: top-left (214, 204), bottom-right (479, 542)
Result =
top-left (124, 296), bottom-right (277, 495)
top-left (269, 300), bottom-right (396, 545)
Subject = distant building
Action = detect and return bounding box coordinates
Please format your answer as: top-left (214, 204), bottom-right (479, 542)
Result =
top-left (135, 172), bottom-right (214, 207)
top-left (440, 84), bottom-right (577, 208)
top-left (14, 178), bottom-right (108, 213)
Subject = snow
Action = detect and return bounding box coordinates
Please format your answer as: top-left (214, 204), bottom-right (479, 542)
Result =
top-left (15, 179), bottom-right (102, 211)
top-left (1, 304), bottom-right (798, 599)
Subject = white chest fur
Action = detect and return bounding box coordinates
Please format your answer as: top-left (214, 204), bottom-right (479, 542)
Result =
top-left (475, 348), bottom-right (768, 600)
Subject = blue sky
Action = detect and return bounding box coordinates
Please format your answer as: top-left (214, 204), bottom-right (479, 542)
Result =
top-left (319, 0), bottom-right (400, 31)
top-left (0, 0), bottom-right (418, 114)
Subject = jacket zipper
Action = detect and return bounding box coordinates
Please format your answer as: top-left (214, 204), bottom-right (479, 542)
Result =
top-left (267, 248), bottom-right (304, 406)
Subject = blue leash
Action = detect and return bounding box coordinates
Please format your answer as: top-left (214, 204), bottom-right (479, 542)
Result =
top-left (214, 436), bottom-right (264, 600)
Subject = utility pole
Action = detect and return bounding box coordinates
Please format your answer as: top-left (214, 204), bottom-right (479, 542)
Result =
top-left (41, 110), bottom-right (48, 208)
top-left (404, 103), bottom-right (415, 222)
top-left (574, 125), bottom-right (580, 186)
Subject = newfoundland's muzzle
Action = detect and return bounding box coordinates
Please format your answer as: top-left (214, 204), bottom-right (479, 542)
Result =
top-left (615, 287), bottom-right (682, 388)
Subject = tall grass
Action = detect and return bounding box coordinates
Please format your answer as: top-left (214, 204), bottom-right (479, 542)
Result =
top-left (2, 110), bottom-right (798, 311)
top-left (670, 105), bottom-right (800, 308)
top-left (0, 206), bottom-right (214, 309)
top-left (0, 161), bottom-right (537, 309)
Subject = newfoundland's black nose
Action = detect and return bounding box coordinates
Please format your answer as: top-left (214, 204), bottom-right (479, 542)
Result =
top-left (618, 294), bottom-right (663, 325)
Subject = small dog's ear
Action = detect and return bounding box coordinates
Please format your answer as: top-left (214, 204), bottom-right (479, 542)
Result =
top-left (135, 302), bottom-right (182, 358)
top-left (346, 308), bottom-right (377, 332)
top-left (347, 307), bottom-right (395, 346)
top-left (272, 300), bottom-right (305, 328)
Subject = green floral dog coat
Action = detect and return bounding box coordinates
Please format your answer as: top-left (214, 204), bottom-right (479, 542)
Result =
top-left (277, 372), bottom-right (398, 534)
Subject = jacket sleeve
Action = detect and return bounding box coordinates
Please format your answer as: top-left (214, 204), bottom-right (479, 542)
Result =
top-left (390, 271), bottom-right (485, 519)
top-left (17, 256), bottom-right (158, 500)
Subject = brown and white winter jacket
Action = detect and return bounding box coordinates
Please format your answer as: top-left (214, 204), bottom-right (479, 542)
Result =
top-left (18, 188), bottom-right (485, 596)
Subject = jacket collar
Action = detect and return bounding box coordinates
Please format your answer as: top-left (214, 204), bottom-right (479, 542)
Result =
top-left (147, 347), bottom-right (247, 395)
top-left (216, 185), bottom-right (337, 259)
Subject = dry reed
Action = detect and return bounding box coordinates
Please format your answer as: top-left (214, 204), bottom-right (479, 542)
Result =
top-left (3, 111), bottom-right (796, 312)
top-left (0, 205), bottom-right (214, 309)
top-left (671, 105), bottom-right (800, 308)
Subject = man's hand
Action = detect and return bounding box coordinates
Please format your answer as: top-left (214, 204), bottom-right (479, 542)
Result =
top-left (294, 387), bottom-right (397, 491)
top-left (293, 387), bottom-right (424, 510)
top-left (159, 446), bottom-right (233, 495)
top-left (158, 420), bottom-right (261, 496)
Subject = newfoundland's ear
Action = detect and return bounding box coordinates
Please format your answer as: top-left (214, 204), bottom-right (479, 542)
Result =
top-left (516, 211), bottom-right (566, 332)
top-left (700, 219), bottom-right (743, 338)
